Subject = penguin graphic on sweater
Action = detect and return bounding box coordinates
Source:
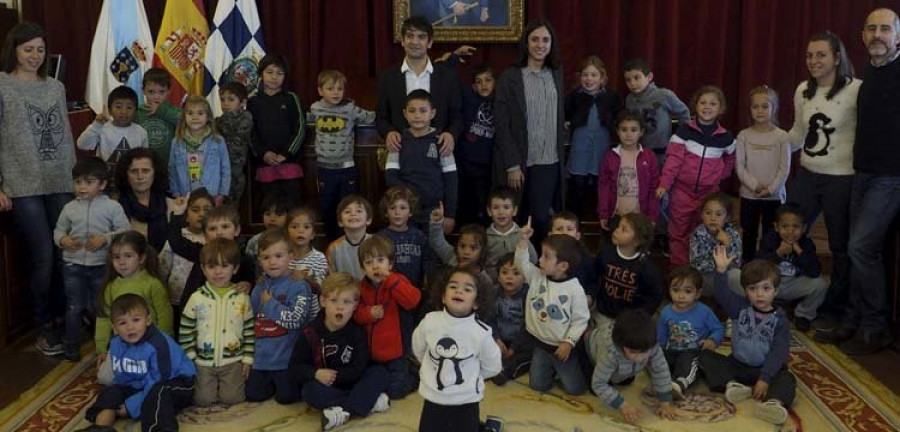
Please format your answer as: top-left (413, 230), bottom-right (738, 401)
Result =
top-left (430, 337), bottom-right (473, 390)
top-left (804, 113), bottom-right (833, 157)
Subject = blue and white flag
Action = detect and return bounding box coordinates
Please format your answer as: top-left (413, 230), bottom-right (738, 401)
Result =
top-left (203, 0), bottom-right (266, 116)
top-left (85, 0), bottom-right (154, 114)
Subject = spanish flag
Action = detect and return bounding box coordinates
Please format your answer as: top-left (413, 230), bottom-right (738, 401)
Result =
top-left (152, 0), bottom-right (209, 106)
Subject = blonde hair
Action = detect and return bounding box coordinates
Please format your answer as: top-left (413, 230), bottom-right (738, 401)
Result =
top-left (748, 85), bottom-right (779, 126)
top-left (317, 69), bottom-right (347, 88)
top-left (321, 272), bottom-right (360, 299)
top-left (176, 95), bottom-right (219, 140)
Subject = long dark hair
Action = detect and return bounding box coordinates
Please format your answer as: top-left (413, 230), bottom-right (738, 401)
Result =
top-left (98, 231), bottom-right (160, 317)
top-left (115, 148), bottom-right (168, 195)
top-left (802, 31), bottom-right (855, 100)
top-left (1, 22), bottom-right (48, 77)
top-left (515, 19), bottom-right (561, 70)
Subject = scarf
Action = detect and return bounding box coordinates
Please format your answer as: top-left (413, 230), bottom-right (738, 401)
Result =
top-left (184, 126), bottom-right (211, 151)
top-left (119, 190), bottom-right (168, 251)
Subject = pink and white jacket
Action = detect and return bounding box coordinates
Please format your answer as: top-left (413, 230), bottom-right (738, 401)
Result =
top-left (659, 120), bottom-right (736, 193)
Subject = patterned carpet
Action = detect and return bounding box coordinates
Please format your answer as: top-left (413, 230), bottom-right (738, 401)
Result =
top-left (2, 332), bottom-right (898, 432)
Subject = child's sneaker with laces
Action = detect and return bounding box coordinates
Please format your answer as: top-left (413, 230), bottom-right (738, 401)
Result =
top-left (35, 335), bottom-right (64, 356)
top-left (724, 381), bottom-right (752, 404)
top-left (671, 381), bottom-right (685, 401)
top-left (371, 392), bottom-right (390, 414)
top-left (754, 399), bottom-right (788, 424)
top-left (322, 406), bottom-right (350, 430)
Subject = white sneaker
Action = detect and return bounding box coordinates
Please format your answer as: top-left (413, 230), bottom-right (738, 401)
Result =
top-left (724, 381), bottom-right (752, 404)
top-left (371, 392), bottom-right (390, 414)
top-left (671, 381), bottom-right (685, 401)
top-left (754, 399), bottom-right (788, 425)
top-left (321, 406), bottom-right (350, 431)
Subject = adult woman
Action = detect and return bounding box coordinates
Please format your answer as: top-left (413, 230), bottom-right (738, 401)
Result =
top-left (493, 19), bottom-right (566, 244)
top-left (786, 32), bottom-right (859, 331)
top-left (115, 148), bottom-right (173, 251)
top-left (0, 22), bottom-right (76, 355)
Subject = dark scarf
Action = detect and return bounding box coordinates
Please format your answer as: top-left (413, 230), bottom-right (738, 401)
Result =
top-left (119, 190), bottom-right (168, 251)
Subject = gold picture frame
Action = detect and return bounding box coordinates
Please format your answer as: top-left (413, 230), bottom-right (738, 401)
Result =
top-left (393, 0), bottom-right (524, 43)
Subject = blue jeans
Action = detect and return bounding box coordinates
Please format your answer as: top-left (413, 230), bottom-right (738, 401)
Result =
top-left (63, 263), bottom-right (105, 349)
top-left (847, 173), bottom-right (900, 333)
top-left (529, 346), bottom-right (587, 395)
top-left (317, 167), bottom-right (358, 241)
top-left (10, 193), bottom-right (71, 330)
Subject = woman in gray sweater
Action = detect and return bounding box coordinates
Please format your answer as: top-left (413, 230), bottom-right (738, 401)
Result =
top-left (0, 22), bottom-right (76, 356)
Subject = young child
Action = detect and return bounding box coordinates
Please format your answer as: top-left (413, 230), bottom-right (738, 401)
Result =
top-left (245, 192), bottom-right (291, 268)
top-left (489, 252), bottom-right (532, 385)
top-left (455, 61), bottom-right (496, 227)
top-left (700, 250), bottom-right (797, 425)
top-left (168, 96), bottom-right (231, 206)
top-left (76, 86), bottom-right (149, 182)
top-left (483, 186), bottom-right (536, 283)
top-left (429, 204), bottom-right (494, 293)
top-left (292, 272), bottom-right (391, 430)
top-left (385, 89), bottom-right (459, 231)
top-left (622, 59), bottom-right (691, 166)
top-left (326, 194), bottom-right (373, 280)
top-left (247, 229), bottom-right (319, 404)
top-left (517, 222), bottom-right (590, 395)
top-left (82, 294), bottom-right (194, 431)
top-left (412, 267), bottom-right (502, 432)
top-left (656, 86), bottom-right (736, 268)
top-left (136, 68), bottom-right (181, 165)
top-left (549, 212), bottom-right (597, 305)
top-left (353, 235), bottom-right (422, 399)
top-left (216, 81), bottom-right (254, 206)
top-left (179, 238), bottom-right (254, 407)
top-left (598, 111), bottom-right (661, 231)
top-left (310, 69), bottom-right (376, 240)
top-left (756, 204), bottom-right (828, 331)
top-left (690, 193), bottom-right (743, 295)
top-left (95, 231), bottom-right (173, 385)
top-left (565, 55), bottom-right (621, 217)
top-left (54, 157), bottom-right (130, 360)
top-left (378, 185), bottom-right (427, 287)
top-left (287, 206), bottom-right (328, 288)
top-left (158, 188), bottom-right (212, 321)
top-left (590, 309), bottom-right (677, 425)
top-left (657, 266), bottom-right (724, 398)
top-left (735, 86), bottom-right (791, 261)
top-left (248, 53), bottom-right (306, 204)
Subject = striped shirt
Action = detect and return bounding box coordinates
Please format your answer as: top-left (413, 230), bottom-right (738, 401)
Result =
top-left (289, 247), bottom-right (328, 286)
top-left (522, 67), bottom-right (559, 166)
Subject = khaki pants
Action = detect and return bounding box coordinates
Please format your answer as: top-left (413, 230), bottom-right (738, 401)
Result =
top-left (194, 362), bottom-right (246, 406)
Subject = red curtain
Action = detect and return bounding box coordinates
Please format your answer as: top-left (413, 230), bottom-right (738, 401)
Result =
top-left (19, 0), bottom-right (900, 129)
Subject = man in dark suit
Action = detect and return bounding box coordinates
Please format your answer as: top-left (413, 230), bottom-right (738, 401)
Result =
top-left (376, 15), bottom-right (462, 157)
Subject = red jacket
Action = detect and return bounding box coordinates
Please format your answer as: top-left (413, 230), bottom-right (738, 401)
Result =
top-left (659, 120), bottom-right (736, 192)
top-left (353, 272), bottom-right (421, 362)
top-left (597, 145), bottom-right (660, 220)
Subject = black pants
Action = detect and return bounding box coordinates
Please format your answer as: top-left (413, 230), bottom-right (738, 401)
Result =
top-left (739, 198), bottom-right (780, 261)
top-left (519, 163), bottom-right (559, 248)
top-left (664, 349), bottom-right (701, 390)
top-left (501, 334), bottom-right (534, 379)
top-left (245, 368), bottom-right (299, 404)
top-left (419, 400), bottom-right (480, 432)
top-left (698, 350), bottom-right (796, 406)
top-left (86, 376), bottom-right (194, 432)
top-left (457, 163), bottom-right (491, 227)
top-left (566, 174), bottom-right (596, 221)
top-left (317, 167), bottom-right (358, 241)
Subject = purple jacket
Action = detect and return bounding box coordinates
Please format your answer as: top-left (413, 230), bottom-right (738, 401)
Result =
top-left (597, 145), bottom-right (660, 220)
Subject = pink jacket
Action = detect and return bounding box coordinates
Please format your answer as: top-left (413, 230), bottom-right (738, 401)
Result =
top-left (659, 120), bottom-right (736, 193)
top-left (597, 145), bottom-right (661, 220)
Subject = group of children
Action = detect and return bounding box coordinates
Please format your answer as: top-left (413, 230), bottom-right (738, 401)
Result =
top-left (47, 21), bottom-right (839, 429)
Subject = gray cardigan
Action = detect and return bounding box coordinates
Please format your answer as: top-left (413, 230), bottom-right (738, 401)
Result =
top-left (0, 73), bottom-right (75, 198)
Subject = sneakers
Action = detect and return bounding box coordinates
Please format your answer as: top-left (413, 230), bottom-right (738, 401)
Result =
top-left (724, 381), bottom-right (752, 404)
top-left (814, 325), bottom-right (856, 345)
top-left (35, 335), bottom-right (64, 357)
top-left (839, 329), bottom-right (894, 356)
top-left (371, 393), bottom-right (390, 414)
top-left (671, 381), bottom-right (685, 401)
top-left (794, 317), bottom-right (811, 332)
top-left (321, 406), bottom-right (350, 430)
top-left (754, 399), bottom-right (788, 424)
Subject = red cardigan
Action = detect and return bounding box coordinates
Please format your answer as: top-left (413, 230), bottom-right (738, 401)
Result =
top-left (353, 272), bottom-right (421, 362)
top-left (597, 145), bottom-right (661, 221)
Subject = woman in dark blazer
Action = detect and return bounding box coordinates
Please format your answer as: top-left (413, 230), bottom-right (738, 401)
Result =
top-left (493, 19), bottom-right (566, 245)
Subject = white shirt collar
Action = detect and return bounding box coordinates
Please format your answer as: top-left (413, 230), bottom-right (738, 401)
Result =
top-left (401, 57), bottom-right (434, 75)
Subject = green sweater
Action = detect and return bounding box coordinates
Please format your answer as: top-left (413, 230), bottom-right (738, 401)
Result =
top-left (94, 270), bottom-right (173, 353)
top-left (136, 101), bottom-right (181, 165)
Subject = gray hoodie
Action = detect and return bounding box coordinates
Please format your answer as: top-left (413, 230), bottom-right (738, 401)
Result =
top-left (53, 194), bottom-right (131, 266)
top-left (624, 82), bottom-right (691, 151)
top-left (309, 99), bottom-right (375, 169)
top-left (591, 343), bottom-right (673, 409)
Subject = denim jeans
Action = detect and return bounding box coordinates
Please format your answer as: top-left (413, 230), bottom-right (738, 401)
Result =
top-left (317, 167), bottom-right (358, 241)
top-left (63, 263), bottom-right (105, 349)
top-left (847, 173), bottom-right (900, 333)
top-left (10, 193), bottom-right (72, 330)
top-left (529, 346), bottom-right (587, 395)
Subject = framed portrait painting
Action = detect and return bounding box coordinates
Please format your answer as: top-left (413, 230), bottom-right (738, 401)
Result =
top-left (393, 0), bottom-right (524, 42)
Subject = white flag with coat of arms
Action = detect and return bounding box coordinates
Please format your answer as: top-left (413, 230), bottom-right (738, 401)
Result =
top-left (85, 0), bottom-right (154, 115)
top-left (203, 0), bottom-right (267, 116)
